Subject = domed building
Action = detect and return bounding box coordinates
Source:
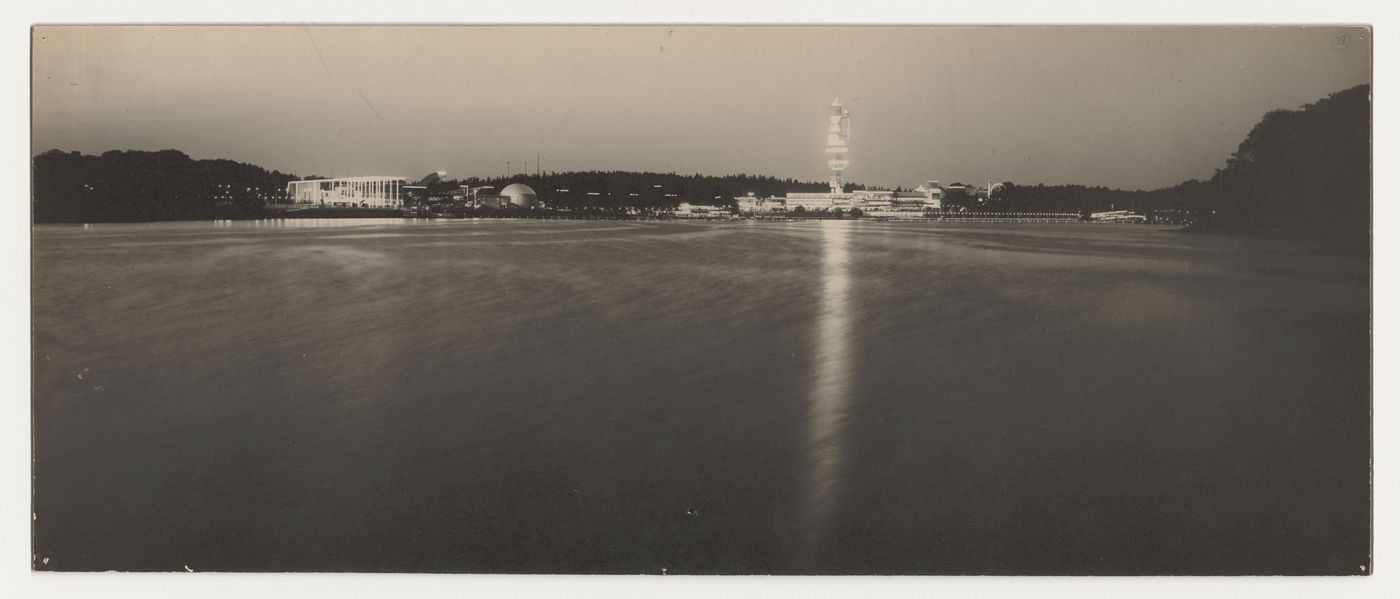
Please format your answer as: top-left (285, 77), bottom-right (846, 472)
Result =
top-left (499, 183), bottom-right (539, 209)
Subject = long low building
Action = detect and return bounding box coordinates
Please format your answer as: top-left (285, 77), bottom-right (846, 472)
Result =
top-left (674, 202), bottom-right (731, 218)
top-left (736, 180), bottom-right (945, 216)
top-left (286, 176), bottom-right (408, 209)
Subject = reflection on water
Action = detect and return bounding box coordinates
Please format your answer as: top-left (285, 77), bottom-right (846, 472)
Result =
top-left (31, 220), bottom-right (1371, 574)
top-left (215, 218), bottom-right (424, 229)
top-left (801, 221), bottom-right (855, 559)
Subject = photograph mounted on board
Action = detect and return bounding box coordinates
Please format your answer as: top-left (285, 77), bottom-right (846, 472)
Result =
top-left (31, 25), bottom-right (1371, 575)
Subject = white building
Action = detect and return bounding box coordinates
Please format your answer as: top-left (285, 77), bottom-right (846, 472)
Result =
top-left (286, 176), bottom-right (408, 208)
top-left (785, 192), bottom-right (856, 211)
top-left (735, 193), bottom-right (788, 214)
top-left (776, 184), bottom-right (942, 216)
top-left (915, 181), bottom-right (945, 208)
top-left (675, 202), bottom-right (732, 218)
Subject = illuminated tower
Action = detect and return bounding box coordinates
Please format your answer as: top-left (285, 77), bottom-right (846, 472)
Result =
top-left (826, 97), bottom-right (851, 193)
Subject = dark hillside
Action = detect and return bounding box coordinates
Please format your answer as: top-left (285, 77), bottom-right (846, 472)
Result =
top-left (1189, 84), bottom-right (1370, 245)
top-left (33, 149), bottom-right (296, 223)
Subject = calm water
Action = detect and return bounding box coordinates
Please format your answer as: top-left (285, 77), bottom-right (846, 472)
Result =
top-left (32, 219), bottom-right (1369, 574)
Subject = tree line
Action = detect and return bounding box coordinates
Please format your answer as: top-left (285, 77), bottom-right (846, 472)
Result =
top-left (32, 149), bottom-right (296, 222)
top-left (1193, 83), bottom-right (1369, 244)
top-left (33, 84), bottom-right (1369, 245)
top-left (962, 84), bottom-right (1370, 243)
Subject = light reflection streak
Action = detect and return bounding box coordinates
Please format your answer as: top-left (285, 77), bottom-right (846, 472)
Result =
top-left (801, 220), bottom-right (855, 560)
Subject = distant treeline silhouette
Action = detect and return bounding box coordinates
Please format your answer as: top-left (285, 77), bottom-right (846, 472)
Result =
top-left (34, 84), bottom-right (1369, 243)
top-left (1186, 84), bottom-right (1369, 244)
top-left (32, 149), bottom-right (296, 222)
top-left (974, 84), bottom-right (1370, 243)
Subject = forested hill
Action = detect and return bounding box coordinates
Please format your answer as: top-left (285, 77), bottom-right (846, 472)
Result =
top-left (32, 149), bottom-right (298, 223)
top-left (951, 84), bottom-right (1369, 247)
top-left (1187, 84), bottom-right (1370, 244)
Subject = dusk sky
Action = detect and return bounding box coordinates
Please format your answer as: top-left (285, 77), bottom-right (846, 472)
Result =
top-left (32, 26), bottom-right (1371, 190)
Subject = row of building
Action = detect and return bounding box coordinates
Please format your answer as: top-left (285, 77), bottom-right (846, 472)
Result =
top-left (726, 182), bottom-right (947, 219)
top-left (284, 98), bottom-right (997, 220)
top-left (283, 173), bottom-right (540, 211)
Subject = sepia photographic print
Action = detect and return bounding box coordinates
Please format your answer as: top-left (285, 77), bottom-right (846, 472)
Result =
top-left (29, 24), bottom-right (1372, 577)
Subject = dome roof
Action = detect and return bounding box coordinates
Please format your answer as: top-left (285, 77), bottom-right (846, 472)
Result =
top-left (500, 183), bottom-right (537, 198)
top-left (499, 183), bottom-right (538, 208)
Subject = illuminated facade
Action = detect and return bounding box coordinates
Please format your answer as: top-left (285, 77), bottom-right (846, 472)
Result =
top-left (475, 183), bottom-right (540, 209)
top-left (733, 99), bottom-right (946, 218)
top-left (782, 187), bottom-right (942, 214)
top-left (826, 98), bottom-right (851, 194)
top-left (735, 193), bottom-right (787, 214)
top-left (674, 202), bottom-right (731, 218)
top-left (286, 176), bottom-right (407, 208)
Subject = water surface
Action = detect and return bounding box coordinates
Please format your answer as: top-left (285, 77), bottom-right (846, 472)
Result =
top-left (32, 219), bottom-right (1370, 574)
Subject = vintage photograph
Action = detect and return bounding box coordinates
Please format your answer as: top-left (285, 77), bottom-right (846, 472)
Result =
top-left (30, 25), bottom-right (1371, 575)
